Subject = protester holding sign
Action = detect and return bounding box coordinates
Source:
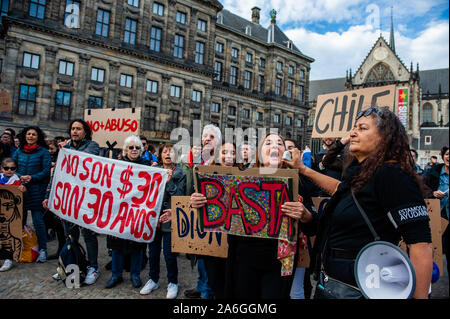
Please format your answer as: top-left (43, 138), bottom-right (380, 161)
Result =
top-left (191, 133), bottom-right (314, 299)
top-left (287, 107), bottom-right (433, 299)
top-left (105, 135), bottom-right (148, 289)
top-left (184, 125), bottom-right (220, 300)
top-left (59, 119), bottom-right (101, 285)
top-left (141, 143), bottom-right (186, 298)
top-left (194, 142), bottom-right (236, 299)
top-left (13, 126), bottom-right (51, 263)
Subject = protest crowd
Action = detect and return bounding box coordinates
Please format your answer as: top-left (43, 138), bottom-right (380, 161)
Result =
top-left (0, 106), bottom-right (449, 300)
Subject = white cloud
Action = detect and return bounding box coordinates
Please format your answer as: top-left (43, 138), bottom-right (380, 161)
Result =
top-left (285, 25), bottom-right (380, 80)
top-left (219, 1), bottom-right (449, 80)
top-left (285, 20), bottom-right (449, 80)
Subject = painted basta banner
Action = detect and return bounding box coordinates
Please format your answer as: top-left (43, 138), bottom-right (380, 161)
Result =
top-left (48, 148), bottom-right (168, 243)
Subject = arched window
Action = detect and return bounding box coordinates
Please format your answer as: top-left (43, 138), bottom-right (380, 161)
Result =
top-left (365, 62), bottom-right (395, 83)
top-left (422, 103), bottom-right (433, 123)
top-left (245, 25), bottom-right (251, 36)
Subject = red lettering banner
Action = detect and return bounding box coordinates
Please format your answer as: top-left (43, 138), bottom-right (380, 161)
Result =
top-left (48, 148), bottom-right (168, 243)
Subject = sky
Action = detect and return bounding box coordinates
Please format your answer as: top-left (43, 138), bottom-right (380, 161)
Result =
top-left (218, 0), bottom-right (449, 80)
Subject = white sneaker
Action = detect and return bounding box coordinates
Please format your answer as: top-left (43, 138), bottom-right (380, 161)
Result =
top-left (84, 266), bottom-right (99, 285)
top-left (36, 249), bottom-right (47, 263)
top-left (140, 279), bottom-right (159, 295)
top-left (52, 272), bottom-right (61, 281)
top-left (0, 259), bottom-right (13, 272)
top-left (166, 283), bottom-right (178, 299)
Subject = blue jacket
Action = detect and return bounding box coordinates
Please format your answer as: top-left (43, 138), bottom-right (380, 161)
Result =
top-left (13, 146), bottom-right (52, 211)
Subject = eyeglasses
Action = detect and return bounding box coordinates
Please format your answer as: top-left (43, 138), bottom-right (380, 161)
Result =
top-left (355, 107), bottom-right (384, 121)
top-left (3, 166), bottom-right (17, 171)
top-left (128, 146), bottom-right (141, 150)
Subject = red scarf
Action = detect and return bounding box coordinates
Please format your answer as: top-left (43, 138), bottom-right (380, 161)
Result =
top-left (24, 144), bottom-right (39, 153)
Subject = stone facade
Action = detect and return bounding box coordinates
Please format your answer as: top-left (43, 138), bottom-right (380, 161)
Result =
top-left (0, 0), bottom-right (313, 149)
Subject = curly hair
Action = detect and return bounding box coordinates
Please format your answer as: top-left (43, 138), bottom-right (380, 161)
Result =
top-left (18, 126), bottom-right (48, 149)
top-left (347, 107), bottom-right (424, 193)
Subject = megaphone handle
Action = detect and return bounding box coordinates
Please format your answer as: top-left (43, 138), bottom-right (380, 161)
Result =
top-left (351, 189), bottom-right (380, 241)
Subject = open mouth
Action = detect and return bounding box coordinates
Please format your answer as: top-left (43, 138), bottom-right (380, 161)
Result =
top-left (270, 151), bottom-right (280, 158)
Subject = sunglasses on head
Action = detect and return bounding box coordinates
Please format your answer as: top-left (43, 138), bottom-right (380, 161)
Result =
top-left (3, 166), bottom-right (17, 171)
top-left (128, 145), bottom-right (141, 150)
top-left (355, 107), bottom-right (384, 121)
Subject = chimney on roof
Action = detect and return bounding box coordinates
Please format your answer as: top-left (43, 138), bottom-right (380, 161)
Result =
top-left (252, 7), bottom-right (261, 24)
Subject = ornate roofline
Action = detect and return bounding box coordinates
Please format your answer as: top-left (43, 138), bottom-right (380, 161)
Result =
top-left (2, 16), bottom-right (215, 78)
top-left (353, 35), bottom-right (408, 81)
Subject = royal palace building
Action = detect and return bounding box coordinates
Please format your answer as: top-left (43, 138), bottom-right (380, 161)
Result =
top-left (0, 0), bottom-right (314, 149)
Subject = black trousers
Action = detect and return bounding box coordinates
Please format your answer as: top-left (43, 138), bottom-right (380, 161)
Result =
top-left (204, 256), bottom-right (227, 299)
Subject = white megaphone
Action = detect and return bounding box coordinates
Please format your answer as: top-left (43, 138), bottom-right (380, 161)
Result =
top-left (354, 241), bottom-right (416, 299)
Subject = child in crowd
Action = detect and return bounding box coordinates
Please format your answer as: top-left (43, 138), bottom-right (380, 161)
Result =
top-left (0, 158), bottom-right (26, 271)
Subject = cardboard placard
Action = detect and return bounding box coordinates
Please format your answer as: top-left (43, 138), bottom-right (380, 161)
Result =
top-left (0, 91), bottom-right (12, 112)
top-left (171, 196), bottom-right (228, 258)
top-left (48, 148), bottom-right (168, 243)
top-left (0, 185), bottom-right (23, 262)
top-left (194, 166), bottom-right (299, 242)
top-left (84, 107), bottom-right (141, 149)
top-left (312, 85), bottom-right (396, 138)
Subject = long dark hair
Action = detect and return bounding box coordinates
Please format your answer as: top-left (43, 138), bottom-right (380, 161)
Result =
top-left (68, 119), bottom-right (92, 140)
top-left (18, 126), bottom-right (48, 149)
top-left (255, 133), bottom-right (288, 169)
top-left (347, 107), bottom-right (424, 193)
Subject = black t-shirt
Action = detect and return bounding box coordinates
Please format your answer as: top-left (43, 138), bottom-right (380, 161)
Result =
top-left (327, 161), bottom-right (431, 251)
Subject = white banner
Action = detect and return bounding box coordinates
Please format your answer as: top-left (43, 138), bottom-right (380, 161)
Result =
top-left (48, 148), bottom-right (168, 243)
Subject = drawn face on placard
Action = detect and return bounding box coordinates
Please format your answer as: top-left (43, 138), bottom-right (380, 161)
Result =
top-left (0, 190), bottom-right (20, 224)
top-left (260, 134), bottom-right (285, 168)
top-left (219, 143), bottom-right (235, 167)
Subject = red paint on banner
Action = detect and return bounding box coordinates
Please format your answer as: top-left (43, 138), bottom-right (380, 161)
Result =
top-left (87, 119), bottom-right (138, 133)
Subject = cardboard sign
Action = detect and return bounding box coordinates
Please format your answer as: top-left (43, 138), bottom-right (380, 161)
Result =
top-left (0, 91), bottom-right (12, 112)
top-left (0, 185), bottom-right (23, 262)
top-left (171, 196), bottom-right (228, 258)
top-left (48, 148), bottom-right (168, 243)
top-left (194, 166), bottom-right (299, 242)
top-left (312, 85), bottom-right (396, 138)
top-left (84, 107), bottom-right (141, 149)
top-left (311, 197), bottom-right (445, 275)
top-left (424, 199), bottom-right (444, 274)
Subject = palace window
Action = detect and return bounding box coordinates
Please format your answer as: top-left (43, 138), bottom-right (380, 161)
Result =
top-left (95, 9), bottom-right (110, 37)
top-left (29, 0), bottom-right (45, 19)
top-left (18, 84), bottom-right (36, 116)
top-left (150, 27), bottom-right (162, 52)
top-left (58, 60), bottom-right (74, 76)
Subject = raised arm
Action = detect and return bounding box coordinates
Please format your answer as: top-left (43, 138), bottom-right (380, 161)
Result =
top-left (284, 148), bottom-right (341, 196)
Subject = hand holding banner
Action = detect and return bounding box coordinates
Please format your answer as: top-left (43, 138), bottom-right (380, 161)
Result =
top-left (48, 148), bottom-right (168, 243)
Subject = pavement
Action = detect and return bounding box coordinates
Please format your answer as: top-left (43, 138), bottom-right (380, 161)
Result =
top-left (0, 226), bottom-right (448, 299)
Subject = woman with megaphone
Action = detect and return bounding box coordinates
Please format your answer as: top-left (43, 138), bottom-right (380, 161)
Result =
top-left (285, 107), bottom-right (433, 299)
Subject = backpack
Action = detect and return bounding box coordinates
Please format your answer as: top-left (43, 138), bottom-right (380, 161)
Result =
top-left (56, 235), bottom-right (88, 282)
top-left (19, 226), bottom-right (39, 263)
